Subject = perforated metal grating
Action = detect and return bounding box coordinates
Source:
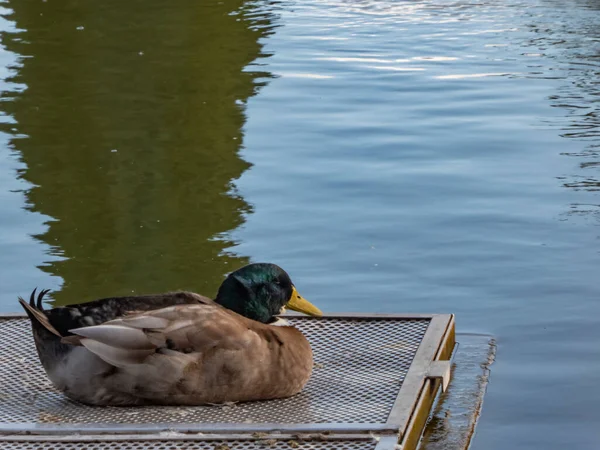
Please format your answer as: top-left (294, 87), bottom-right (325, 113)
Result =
top-left (0, 440), bottom-right (377, 449)
top-left (0, 316), bottom-right (429, 426)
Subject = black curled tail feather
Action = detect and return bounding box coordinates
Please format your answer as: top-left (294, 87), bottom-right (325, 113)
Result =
top-left (36, 288), bottom-right (50, 310)
top-left (29, 287), bottom-right (37, 307)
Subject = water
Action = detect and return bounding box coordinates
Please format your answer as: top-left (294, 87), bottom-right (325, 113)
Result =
top-left (0, 0), bottom-right (599, 448)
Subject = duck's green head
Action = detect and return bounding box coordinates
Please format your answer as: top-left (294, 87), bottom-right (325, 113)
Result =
top-left (215, 263), bottom-right (322, 323)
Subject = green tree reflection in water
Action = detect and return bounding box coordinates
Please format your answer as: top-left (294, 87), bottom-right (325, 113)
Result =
top-left (0, 0), bottom-right (276, 305)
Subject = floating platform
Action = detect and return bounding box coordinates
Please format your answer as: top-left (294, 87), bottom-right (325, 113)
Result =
top-left (0, 313), bottom-right (455, 450)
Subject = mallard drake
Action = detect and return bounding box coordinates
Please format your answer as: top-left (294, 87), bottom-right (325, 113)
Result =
top-left (19, 263), bottom-right (322, 406)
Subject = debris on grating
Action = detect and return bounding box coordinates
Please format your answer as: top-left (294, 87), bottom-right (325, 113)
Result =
top-left (252, 432), bottom-right (268, 439)
top-left (207, 401), bottom-right (238, 408)
top-left (369, 432), bottom-right (381, 442)
top-left (38, 411), bottom-right (64, 423)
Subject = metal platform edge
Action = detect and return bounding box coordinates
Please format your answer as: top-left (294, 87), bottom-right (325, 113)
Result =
top-left (0, 312), bottom-right (456, 450)
top-left (395, 314), bottom-right (455, 450)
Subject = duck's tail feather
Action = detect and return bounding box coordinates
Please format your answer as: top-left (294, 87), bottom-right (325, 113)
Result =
top-left (19, 289), bottom-right (74, 376)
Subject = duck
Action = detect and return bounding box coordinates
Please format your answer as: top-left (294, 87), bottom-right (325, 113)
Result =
top-left (18, 263), bottom-right (322, 406)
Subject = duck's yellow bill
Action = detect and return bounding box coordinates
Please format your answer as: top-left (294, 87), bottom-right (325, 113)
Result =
top-left (286, 286), bottom-right (323, 317)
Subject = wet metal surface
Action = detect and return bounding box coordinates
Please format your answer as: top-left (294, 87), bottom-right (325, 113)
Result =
top-left (419, 334), bottom-right (496, 450)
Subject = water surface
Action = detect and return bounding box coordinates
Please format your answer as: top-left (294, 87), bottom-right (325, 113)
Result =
top-left (0, 0), bottom-right (599, 448)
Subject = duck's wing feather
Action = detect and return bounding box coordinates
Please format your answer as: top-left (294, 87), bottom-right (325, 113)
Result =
top-left (66, 304), bottom-right (272, 403)
top-left (67, 303), bottom-right (256, 368)
top-left (46, 291), bottom-right (211, 336)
